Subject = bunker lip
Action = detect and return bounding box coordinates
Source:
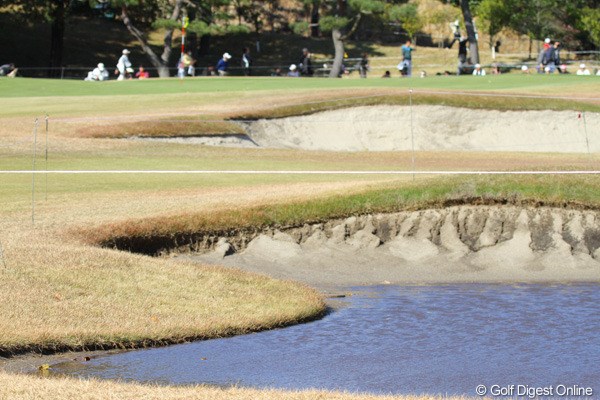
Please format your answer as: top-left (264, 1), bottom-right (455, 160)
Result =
top-left (92, 196), bottom-right (599, 257)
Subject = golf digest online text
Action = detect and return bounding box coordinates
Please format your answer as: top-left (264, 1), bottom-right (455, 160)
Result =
top-left (475, 384), bottom-right (593, 398)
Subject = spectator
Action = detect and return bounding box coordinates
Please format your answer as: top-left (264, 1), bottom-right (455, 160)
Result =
top-left (288, 64), bottom-right (300, 77)
top-left (541, 42), bottom-right (557, 73)
top-left (382, 70), bottom-right (391, 78)
top-left (216, 53), bottom-right (232, 76)
top-left (400, 39), bottom-right (414, 77)
top-left (135, 66), bottom-right (150, 79)
top-left (419, 70), bottom-right (427, 78)
top-left (457, 36), bottom-right (468, 75)
top-left (0, 63), bottom-right (17, 78)
top-left (553, 41), bottom-right (562, 66)
top-left (358, 53), bottom-right (369, 79)
top-left (521, 65), bottom-right (530, 74)
top-left (178, 51), bottom-right (195, 78)
top-left (241, 47), bottom-right (252, 76)
top-left (543, 38), bottom-right (551, 50)
top-left (559, 64), bottom-right (568, 74)
top-left (576, 63), bottom-right (591, 76)
top-left (84, 63), bottom-right (109, 81)
top-left (299, 48), bottom-right (313, 76)
top-left (271, 68), bottom-right (282, 77)
top-left (116, 49), bottom-right (132, 81)
top-left (472, 63), bottom-right (486, 76)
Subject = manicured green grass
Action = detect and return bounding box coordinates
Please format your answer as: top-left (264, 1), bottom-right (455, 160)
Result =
top-left (2, 74), bottom-right (599, 98)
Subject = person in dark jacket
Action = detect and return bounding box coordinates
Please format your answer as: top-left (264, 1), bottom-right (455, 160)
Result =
top-left (241, 47), bottom-right (252, 76)
top-left (358, 53), bottom-right (369, 78)
top-left (541, 41), bottom-right (558, 73)
top-left (299, 48), bottom-right (313, 76)
top-left (457, 37), bottom-right (468, 75)
top-left (216, 53), bottom-right (232, 76)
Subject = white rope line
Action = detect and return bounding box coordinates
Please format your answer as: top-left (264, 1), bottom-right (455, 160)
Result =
top-left (1, 170), bottom-right (599, 175)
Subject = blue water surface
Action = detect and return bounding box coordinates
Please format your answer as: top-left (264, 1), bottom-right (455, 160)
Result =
top-left (54, 284), bottom-right (600, 396)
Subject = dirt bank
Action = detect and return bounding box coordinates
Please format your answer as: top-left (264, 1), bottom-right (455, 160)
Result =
top-left (186, 205), bottom-right (600, 286)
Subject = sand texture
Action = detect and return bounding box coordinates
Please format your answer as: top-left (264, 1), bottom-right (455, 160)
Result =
top-left (242, 106), bottom-right (599, 152)
top-left (189, 206), bottom-right (600, 286)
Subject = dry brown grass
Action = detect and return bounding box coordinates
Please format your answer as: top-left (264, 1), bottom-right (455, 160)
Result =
top-left (0, 371), bottom-right (479, 400)
top-left (0, 229), bottom-right (324, 356)
top-left (76, 119), bottom-right (244, 138)
top-left (1, 179), bottom-right (384, 356)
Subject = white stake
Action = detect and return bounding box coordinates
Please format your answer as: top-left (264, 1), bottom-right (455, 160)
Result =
top-left (45, 114), bottom-right (49, 201)
top-left (31, 118), bottom-right (39, 225)
top-left (409, 89), bottom-right (416, 181)
top-left (0, 240), bottom-right (6, 269)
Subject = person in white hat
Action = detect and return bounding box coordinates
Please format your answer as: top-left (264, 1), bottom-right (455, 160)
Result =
top-left (287, 64), bottom-right (299, 77)
top-left (521, 65), bottom-right (530, 74)
top-left (84, 62), bottom-right (109, 81)
top-left (472, 63), bottom-right (486, 76)
top-left (216, 53), bottom-right (232, 76)
top-left (576, 63), bottom-right (591, 76)
top-left (116, 49), bottom-right (132, 80)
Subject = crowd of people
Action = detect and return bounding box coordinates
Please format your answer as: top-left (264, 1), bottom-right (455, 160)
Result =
top-left (5, 39), bottom-right (595, 82)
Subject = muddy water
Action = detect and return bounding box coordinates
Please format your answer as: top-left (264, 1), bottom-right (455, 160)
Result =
top-left (52, 284), bottom-right (600, 396)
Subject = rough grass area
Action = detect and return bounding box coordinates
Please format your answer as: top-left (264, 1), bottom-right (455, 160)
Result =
top-left (0, 371), bottom-right (478, 400)
top-left (76, 118), bottom-right (243, 138)
top-left (0, 233), bottom-right (324, 356)
top-left (81, 175), bottom-right (600, 254)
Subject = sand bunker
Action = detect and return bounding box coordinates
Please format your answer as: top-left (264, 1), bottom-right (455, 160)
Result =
top-left (189, 206), bottom-right (600, 286)
top-left (243, 106), bottom-right (599, 152)
top-left (137, 106), bottom-right (598, 153)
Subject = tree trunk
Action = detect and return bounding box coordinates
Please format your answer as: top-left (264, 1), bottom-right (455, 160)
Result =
top-left (120, 6), bottom-right (170, 78)
top-left (329, 28), bottom-right (344, 78)
top-left (48, 0), bottom-right (67, 77)
top-left (161, 0), bottom-right (184, 64)
top-left (460, 0), bottom-right (479, 64)
top-left (310, 1), bottom-right (320, 37)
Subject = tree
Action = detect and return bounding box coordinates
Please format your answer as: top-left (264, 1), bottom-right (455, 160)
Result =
top-left (579, 7), bottom-right (600, 48)
top-left (0, 0), bottom-right (72, 76)
top-left (114, 0), bottom-right (249, 77)
top-left (459, 0), bottom-right (479, 64)
top-left (388, 3), bottom-right (423, 43)
top-left (319, 0), bottom-right (385, 78)
top-left (475, 0), bottom-right (511, 53)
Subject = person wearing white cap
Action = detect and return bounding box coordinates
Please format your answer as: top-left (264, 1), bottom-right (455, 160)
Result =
top-left (287, 64), bottom-right (299, 77)
top-left (116, 49), bottom-right (132, 80)
top-left (576, 63), bottom-right (591, 76)
top-left (216, 53), bottom-right (232, 76)
top-left (472, 63), bottom-right (486, 76)
top-left (84, 62), bottom-right (109, 81)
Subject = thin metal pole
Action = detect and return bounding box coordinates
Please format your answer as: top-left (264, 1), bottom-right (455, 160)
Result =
top-left (31, 118), bottom-right (39, 225)
top-left (0, 240), bottom-right (6, 269)
top-left (45, 114), bottom-right (49, 201)
top-left (582, 111), bottom-right (591, 160)
top-left (409, 89), bottom-right (416, 181)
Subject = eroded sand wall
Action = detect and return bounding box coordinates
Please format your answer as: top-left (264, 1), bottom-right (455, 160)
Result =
top-left (193, 206), bottom-right (600, 284)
